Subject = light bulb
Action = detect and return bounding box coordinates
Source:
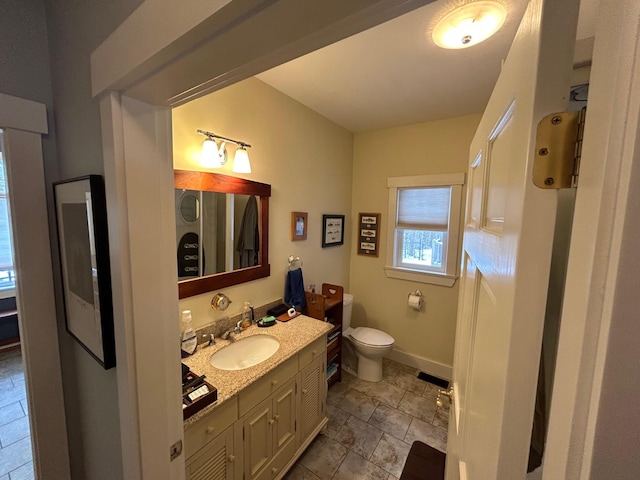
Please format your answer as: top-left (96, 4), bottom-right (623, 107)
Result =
top-left (200, 138), bottom-right (222, 168)
top-left (232, 146), bottom-right (251, 173)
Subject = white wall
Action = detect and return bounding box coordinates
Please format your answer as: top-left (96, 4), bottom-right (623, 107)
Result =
top-left (350, 115), bottom-right (481, 374)
top-left (42, 0), bottom-right (142, 478)
top-left (173, 78), bottom-right (354, 329)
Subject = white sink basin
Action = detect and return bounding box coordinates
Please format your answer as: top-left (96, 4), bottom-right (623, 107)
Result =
top-left (210, 335), bottom-right (280, 370)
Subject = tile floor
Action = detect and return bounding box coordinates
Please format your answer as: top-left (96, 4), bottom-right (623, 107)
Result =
top-left (0, 349), bottom-right (33, 480)
top-left (284, 358), bottom-right (449, 480)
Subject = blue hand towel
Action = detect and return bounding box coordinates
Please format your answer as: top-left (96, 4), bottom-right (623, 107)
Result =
top-left (285, 269), bottom-right (306, 309)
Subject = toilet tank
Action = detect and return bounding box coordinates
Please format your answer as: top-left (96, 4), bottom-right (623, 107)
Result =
top-left (343, 293), bottom-right (354, 330)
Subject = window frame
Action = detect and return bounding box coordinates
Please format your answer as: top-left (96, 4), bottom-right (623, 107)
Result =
top-left (0, 135), bottom-right (15, 298)
top-left (385, 173), bottom-right (465, 287)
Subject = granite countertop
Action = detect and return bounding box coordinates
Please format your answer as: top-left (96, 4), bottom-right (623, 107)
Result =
top-left (182, 314), bottom-right (332, 428)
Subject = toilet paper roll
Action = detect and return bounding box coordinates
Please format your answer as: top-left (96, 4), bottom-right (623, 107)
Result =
top-left (408, 293), bottom-right (423, 310)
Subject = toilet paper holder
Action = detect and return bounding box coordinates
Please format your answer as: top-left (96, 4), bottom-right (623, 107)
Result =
top-left (408, 290), bottom-right (424, 310)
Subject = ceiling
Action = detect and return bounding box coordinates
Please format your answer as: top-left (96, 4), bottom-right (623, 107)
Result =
top-left (256, 0), bottom-right (596, 133)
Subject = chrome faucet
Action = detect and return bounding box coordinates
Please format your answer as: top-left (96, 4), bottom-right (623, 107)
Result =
top-left (199, 333), bottom-right (215, 348)
top-left (221, 330), bottom-right (235, 342)
top-left (221, 321), bottom-right (243, 342)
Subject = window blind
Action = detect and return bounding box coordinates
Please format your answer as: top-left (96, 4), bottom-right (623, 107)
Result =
top-left (397, 187), bottom-right (451, 231)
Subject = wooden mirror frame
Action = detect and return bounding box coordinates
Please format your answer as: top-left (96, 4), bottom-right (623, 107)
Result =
top-left (175, 170), bottom-right (271, 299)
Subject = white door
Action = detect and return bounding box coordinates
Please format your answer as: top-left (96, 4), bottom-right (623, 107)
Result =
top-left (446, 0), bottom-right (580, 478)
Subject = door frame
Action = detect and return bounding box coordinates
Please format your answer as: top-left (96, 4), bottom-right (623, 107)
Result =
top-left (0, 93), bottom-right (71, 479)
top-left (543, 0), bottom-right (640, 477)
top-left (90, 0), bottom-right (640, 478)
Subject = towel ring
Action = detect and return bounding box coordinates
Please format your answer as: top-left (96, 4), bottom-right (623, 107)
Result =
top-left (288, 255), bottom-right (302, 271)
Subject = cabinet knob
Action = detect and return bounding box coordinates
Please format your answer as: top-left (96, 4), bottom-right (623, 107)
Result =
top-left (274, 414), bottom-right (280, 421)
top-left (302, 388), bottom-right (308, 395)
top-left (271, 379), bottom-right (278, 386)
top-left (205, 426), bottom-right (215, 435)
top-left (312, 349), bottom-right (317, 356)
top-left (228, 454), bottom-right (235, 463)
top-left (268, 418), bottom-right (275, 425)
top-left (272, 467), bottom-right (279, 474)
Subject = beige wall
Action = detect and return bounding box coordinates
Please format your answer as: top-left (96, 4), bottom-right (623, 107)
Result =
top-left (173, 78), bottom-right (353, 329)
top-left (349, 114), bottom-right (481, 370)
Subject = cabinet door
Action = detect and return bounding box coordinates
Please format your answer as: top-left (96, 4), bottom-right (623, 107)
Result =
top-left (299, 354), bottom-right (326, 441)
top-left (186, 425), bottom-right (236, 480)
top-left (272, 378), bottom-right (297, 455)
top-left (242, 399), bottom-right (273, 480)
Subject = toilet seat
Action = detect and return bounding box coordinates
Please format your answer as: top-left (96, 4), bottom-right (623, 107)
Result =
top-left (345, 327), bottom-right (394, 347)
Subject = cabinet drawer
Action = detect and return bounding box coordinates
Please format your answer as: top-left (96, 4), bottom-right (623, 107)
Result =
top-left (185, 396), bottom-right (238, 459)
top-left (239, 356), bottom-right (297, 417)
top-left (298, 337), bottom-right (326, 370)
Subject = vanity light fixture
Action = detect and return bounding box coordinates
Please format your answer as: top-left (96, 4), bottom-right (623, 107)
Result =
top-left (432, 1), bottom-right (507, 49)
top-left (197, 129), bottom-right (252, 173)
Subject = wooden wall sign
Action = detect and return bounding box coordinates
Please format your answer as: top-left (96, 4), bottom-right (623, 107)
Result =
top-left (358, 213), bottom-right (381, 257)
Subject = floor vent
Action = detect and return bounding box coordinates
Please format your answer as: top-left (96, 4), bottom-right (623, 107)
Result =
top-left (417, 371), bottom-right (449, 389)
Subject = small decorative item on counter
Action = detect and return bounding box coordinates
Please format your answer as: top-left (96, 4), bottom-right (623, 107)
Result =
top-left (267, 303), bottom-right (289, 317)
top-left (180, 310), bottom-right (197, 357)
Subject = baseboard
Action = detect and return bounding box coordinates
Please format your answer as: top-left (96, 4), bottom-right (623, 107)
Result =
top-left (386, 348), bottom-right (452, 381)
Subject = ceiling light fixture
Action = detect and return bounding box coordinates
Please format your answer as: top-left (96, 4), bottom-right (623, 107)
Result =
top-left (197, 129), bottom-right (252, 173)
top-left (432, 1), bottom-right (507, 49)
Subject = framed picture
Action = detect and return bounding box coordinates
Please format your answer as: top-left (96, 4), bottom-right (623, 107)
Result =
top-left (322, 214), bottom-right (345, 247)
top-left (53, 175), bottom-right (116, 369)
top-left (358, 213), bottom-right (381, 257)
top-left (291, 212), bottom-right (308, 241)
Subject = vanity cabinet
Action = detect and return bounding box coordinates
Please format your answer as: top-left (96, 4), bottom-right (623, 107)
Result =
top-left (299, 354), bottom-right (326, 441)
top-left (185, 425), bottom-right (237, 480)
top-left (240, 377), bottom-right (297, 480)
top-left (304, 284), bottom-right (343, 387)
top-left (184, 333), bottom-right (328, 480)
top-left (185, 396), bottom-right (240, 480)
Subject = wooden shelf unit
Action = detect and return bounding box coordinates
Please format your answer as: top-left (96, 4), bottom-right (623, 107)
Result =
top-left (0, 296), bottom-right (19, 352)
top-left (304, 283), bottom-right (343, 387)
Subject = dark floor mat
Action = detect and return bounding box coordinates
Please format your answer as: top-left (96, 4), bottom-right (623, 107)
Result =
top-left (400, 441), bottom-right (446, 480)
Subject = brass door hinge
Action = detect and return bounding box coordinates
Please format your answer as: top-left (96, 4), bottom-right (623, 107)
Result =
top-left (533, 107), bottom-right (586, 189)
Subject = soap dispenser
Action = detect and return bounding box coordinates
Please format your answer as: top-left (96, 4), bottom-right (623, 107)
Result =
top-left (240, 302), bottom-right (252, 330)
top-left (180, 310), bottom-right (197, 357)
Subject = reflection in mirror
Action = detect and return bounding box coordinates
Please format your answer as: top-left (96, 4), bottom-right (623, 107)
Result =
top-left (174, 170), bottom-right (271, 299)
top-left (179, 194), bottom-right (200, 223)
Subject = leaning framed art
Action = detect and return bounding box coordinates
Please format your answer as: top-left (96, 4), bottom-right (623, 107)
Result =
top-left (53, 175), bottom-right (116, 369)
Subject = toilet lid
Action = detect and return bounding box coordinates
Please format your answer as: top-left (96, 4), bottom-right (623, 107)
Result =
top-left (349, 327), bottom-right (394, 347)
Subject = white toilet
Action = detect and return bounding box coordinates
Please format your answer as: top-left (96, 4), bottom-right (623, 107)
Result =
top-left (342, 293), bottom-right (394, 382)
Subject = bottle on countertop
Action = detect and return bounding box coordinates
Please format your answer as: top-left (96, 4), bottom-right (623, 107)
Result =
top-left (180, 310), bottom-right (197, 357)
top-left (240, 302), bottom-right (253, 330)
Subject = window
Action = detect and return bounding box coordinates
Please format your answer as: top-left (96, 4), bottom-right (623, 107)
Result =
top-left (0, 132), bottom-right (16, 295)
top-left (386, 173), bottom-right (464, 287)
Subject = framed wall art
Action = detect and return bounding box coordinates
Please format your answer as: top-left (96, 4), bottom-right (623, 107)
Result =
top-left (322, 214), bottom-right (345, 247)
top-left (358, 213), bottom-right (381, 257)
top-left (53, 175), bottom-right (116, 369)
top-left (291, 212), bottom-right (308, 241)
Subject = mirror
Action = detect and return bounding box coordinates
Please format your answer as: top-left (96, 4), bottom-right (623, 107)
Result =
top-left (174, 170), bottom-right (271, 299)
